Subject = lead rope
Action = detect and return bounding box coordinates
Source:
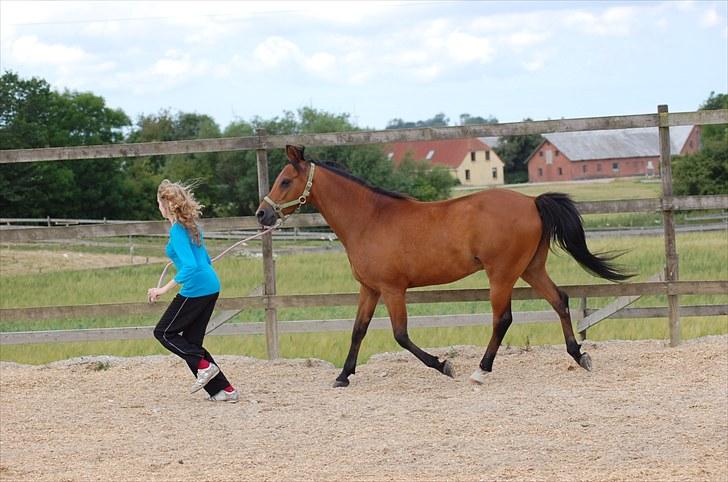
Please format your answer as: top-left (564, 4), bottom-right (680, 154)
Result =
top-left (155, 218), bottom-right (283, 290)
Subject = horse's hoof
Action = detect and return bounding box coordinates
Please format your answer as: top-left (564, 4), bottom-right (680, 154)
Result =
top-left (468, 368), bottom-right (489, 385)
top-left (579, 353), bottom-right (593, 371)
top-left (442, 360), bottom-right (455, 378)
top-left (333, 379), bottom-right (349, 388)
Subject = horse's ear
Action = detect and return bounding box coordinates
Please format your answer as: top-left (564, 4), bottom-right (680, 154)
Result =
top-left (286, 145), bottom-right (305, 168)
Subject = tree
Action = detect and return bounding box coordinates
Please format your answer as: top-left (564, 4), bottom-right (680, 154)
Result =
top-left (124, 110), bottom-right (222, 218)
top-left (0, 71), bottom-right (132, 218)
top-left (386, 113), bottom-right (450, 129)
top-left (673, 92), bottom-right (728, 195)
top-left (459, 114), bottom-right (498, 125)
top-left (491, 120), bottom-right (543, 184)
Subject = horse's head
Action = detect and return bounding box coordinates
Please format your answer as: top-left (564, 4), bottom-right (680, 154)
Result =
top-left (256, 144), bottom-right (315, 226)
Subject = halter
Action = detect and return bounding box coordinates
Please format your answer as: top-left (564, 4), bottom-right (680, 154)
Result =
top-left (262, 163), bottom-right (316, 219)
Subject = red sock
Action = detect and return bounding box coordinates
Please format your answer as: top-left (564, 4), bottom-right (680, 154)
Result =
top-left (197, 359), bottom-right (210, 369)
top-left (224, 385), bottom-right (235, 393)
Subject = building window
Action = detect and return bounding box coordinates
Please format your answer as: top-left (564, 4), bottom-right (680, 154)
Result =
top-left (545, 151), bottom-right (553, 165)
top-left (582, 164), bottom-right (587, 173)
top-left (426, 150), bottom-right (435, 160)
top-left (612, 162), bottom-right (619, 172)
top-left (538, 168), bottom-right (543, 176)
top-left (492, 167), bottom-right (497, 179)
top-left (539, 151), bottom-right (543, 157)
top-left (485, 150), bottom-right (490, 161)
top-left (555, 150), bottom-right (560, 156)
top-left (597, 163), bottom-right (602, 172)
top-left (465, 169), bottom-right (471, 181)
top-left (471, 152), bottom-right (476, 162)
top-left (558, 167), bottom-right (563, 176)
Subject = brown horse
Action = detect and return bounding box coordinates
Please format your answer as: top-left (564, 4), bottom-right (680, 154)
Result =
top-left (257, 145), bottom-right (631, 387)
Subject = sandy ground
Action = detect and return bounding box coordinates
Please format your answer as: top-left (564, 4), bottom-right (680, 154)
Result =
top-left (1, 336), bottom-right (727, 482)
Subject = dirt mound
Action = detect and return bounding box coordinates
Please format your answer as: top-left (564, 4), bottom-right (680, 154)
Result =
top-left (1, 336), bottom-right (726, 481)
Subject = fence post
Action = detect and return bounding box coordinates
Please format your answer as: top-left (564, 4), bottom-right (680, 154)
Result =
top-left (658, 105), bottom-right (680, 346)
top-left (578, 296), bottom-right (588, 340)
top-left (256, 128), bottom-right (279, 359)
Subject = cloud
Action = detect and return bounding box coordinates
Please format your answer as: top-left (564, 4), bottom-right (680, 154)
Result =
top-left (254, 36), bottom-right (302, 68)
top-left (10, 35), bottom-right (88, 65)
top-left (447, 31), bottom-right (495, 64)
top-left (701, 8), bottom-right (721, 27)
top-left (565, 6), bottom-right (637, 36)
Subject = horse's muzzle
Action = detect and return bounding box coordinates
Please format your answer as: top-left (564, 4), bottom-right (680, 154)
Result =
top-left (256, 206), bottom-right (277, 227)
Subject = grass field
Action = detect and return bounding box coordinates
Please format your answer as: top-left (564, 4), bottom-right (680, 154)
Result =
top-left (1, 178), bottom-right (726, 365)
top-left (1, 231), bottom-right (726, 365)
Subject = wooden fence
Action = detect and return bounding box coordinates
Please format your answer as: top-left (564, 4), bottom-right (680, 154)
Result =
top-left (1, 106), bottom-right (727, 355)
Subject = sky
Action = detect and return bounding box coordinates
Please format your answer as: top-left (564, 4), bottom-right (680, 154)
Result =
top-left (1, 0), bottom-right (726, 131)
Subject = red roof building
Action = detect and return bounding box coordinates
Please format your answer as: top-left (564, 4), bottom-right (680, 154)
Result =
top-left (386, 138), bottom-right (505, 187)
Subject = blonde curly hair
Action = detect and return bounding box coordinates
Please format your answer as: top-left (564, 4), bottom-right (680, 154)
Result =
top-left (157, 179), bottom-right (204, 245)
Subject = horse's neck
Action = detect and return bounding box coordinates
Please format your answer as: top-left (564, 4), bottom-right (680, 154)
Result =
top-left (309, 168), bottom-right (386, 246)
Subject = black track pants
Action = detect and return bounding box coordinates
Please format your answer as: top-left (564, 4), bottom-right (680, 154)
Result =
top-left (154, 292), bottom-right (230, 396)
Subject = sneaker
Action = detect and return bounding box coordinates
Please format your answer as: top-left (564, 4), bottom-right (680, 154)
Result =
top-left (190, 364), bottom-right (220, 393)
top-left (208, 389), bottom-right (239, 403)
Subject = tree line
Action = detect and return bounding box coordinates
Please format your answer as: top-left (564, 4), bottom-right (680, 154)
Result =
top-left (0, 71), bottom-right (724, 220)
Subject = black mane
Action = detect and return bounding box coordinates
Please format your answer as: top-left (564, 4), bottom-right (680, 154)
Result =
top-left (311, 159), bottom-right (411, 200)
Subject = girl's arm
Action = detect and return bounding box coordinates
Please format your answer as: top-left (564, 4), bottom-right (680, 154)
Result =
top-left (147, 278), bottom-right (178, 303)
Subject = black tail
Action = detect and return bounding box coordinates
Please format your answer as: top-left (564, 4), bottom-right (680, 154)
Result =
top-left (535, 193), bottom-right (633, 282)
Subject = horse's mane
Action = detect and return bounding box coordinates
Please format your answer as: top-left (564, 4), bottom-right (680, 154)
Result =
top-left (311, 159), bottom-right (412, 200)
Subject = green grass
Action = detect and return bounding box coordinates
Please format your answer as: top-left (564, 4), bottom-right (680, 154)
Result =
top-left (1, 231), bottom-right (726, 365)
top-left (456, 177), bottom-right (662, 201)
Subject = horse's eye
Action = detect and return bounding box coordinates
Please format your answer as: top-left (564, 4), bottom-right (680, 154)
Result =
top-left (281, 179), bottom-right (291, 188)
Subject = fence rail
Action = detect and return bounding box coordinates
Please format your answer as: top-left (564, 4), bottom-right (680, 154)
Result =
top-left (2, 304), bottom-right (726, 346)
top-left (0, 110), bottom-right (726, 164)
top-left (1, 196), bottom-right (727, 243)
top-left (1, 281), bottom-right (725, 322)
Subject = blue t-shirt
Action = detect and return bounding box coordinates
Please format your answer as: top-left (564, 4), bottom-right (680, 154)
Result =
top-left (165, 223), bottom-right (220, 297)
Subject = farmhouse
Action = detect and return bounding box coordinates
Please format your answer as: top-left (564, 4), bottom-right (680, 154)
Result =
top-left (527, 126), bottom-right (700, 183)
top-left (386, 138), bottom-right (505, 187)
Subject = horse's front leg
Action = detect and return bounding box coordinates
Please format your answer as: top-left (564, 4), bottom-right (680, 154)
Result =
top-left (333, 284), bottom-right (380, 388)
top-left (383, 289), bottom-right (454, 378)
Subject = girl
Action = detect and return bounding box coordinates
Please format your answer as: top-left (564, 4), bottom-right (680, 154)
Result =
top-left (147, 179), bottom-right (238, 402)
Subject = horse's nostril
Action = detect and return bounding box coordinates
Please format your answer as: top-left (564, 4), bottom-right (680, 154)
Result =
top-left (256, 210), bottom-right (264, 219)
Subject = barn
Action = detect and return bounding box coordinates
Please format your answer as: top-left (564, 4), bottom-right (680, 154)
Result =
top-left (526, 125), bottom-right (701, 183)
top-left (385, 138), bottom-right (505, 187)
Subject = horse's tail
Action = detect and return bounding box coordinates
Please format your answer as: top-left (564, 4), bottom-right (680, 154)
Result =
top-left (534, 192), bottom-right (633, 282)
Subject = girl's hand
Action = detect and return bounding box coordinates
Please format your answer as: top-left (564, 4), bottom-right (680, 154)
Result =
top-left (147, 287), bottom-right (164, 303)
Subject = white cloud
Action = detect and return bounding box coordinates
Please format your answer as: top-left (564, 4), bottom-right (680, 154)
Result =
top-left (10, 35), bottom-right (88, 65)
top-left (565, 6), bottom-right (637, 36)
top-left (701, 8), bottom-right (721, 27)
top-left (447, 31), bottom-right (495, 64)
top-left (254, 36), bottom-right (302, 68)
top-left (305, 52), bottom-right (337, 77)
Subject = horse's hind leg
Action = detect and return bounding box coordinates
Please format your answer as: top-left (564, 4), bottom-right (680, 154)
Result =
top-left (383, 289), bottom-right (454, 378)
top-left (334, 284), bottom-right (380, 387)
top-left (521, 260), bottom-right (592, 371)
top-left (470, 279), bottom-right (515, 384)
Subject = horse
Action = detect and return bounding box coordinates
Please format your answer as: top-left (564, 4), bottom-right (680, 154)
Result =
top-left (256, 145), bottom-right (632, 387)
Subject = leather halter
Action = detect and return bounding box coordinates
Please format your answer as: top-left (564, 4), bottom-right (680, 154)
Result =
top-left (262, 163), bottom-right (316, 219)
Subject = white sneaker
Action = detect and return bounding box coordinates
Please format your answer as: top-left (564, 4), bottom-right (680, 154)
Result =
top-left (208, 389), bottom-right (239, 403)
top-left (190, 364), bottom-right (220, 393)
